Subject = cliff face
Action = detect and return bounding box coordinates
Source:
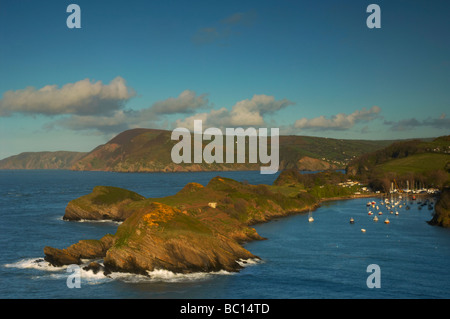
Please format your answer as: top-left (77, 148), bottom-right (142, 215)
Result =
top-left (429, 187), bottom-right (450, 228)
top-left (104, 202), bottom-right (256, 274)
top-left (44, 234), bottom-right (115, 266)
top-left (63, 186), bottom-right (146, 221)
top-left (45, 175), bottom-right (318, 274)
top-left (296, 156), bottom-right (336, 171)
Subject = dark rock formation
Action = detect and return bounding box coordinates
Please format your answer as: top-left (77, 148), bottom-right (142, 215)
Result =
top-left (44, 234), bottom-right (115, 267)
top-left (428, 187), bottom-right (450, 228)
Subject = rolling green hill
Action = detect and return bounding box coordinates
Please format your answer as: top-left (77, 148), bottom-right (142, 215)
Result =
top-left (0, 128), bottom-right (426, 172)
top-left (69, 128), bottom-right (396, 172)
top-left (379, 153), bottom-right (450, 175)
top-left (346, 136), bottom-right (450, 191)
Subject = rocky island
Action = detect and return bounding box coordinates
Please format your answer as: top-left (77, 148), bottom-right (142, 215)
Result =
top-left (44, 170), bottom-right (366, 275)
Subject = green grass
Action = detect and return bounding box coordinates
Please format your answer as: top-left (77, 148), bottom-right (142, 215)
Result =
top-left (91, 186), bottom-right (145, 205)
top-left (378, 153), bottom-right (450, 174)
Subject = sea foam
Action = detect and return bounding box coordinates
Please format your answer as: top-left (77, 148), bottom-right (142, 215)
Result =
top-left (4, 256), bottom-right (262, 285)
top-left (4, 258), bottom-right (66, 272)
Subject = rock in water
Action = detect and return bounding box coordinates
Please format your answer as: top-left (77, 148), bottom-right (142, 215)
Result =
top-left (44, 234), bottom-right (115, 267)
top-left (46, 176), bottom-right (318, 275)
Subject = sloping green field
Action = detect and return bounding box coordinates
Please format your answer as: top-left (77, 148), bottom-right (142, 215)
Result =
top-left (378, 152), bottom-right (449, 174)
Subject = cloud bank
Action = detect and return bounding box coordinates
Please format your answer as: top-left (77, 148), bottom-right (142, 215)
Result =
top-left (0, 77), bottom-right (135, 117)
top-left (50, 89), bottom-right (210, 134)
top-left (294, 106), bottom-right (382, 131)
top-left (5, 76), bottom-right (445, 140)
top-left (175, 94), bottom-right (294, 130)
top-left (150, 90), bottom-right (210, 115)
top-left (384, 113), bottom-right (450, 131)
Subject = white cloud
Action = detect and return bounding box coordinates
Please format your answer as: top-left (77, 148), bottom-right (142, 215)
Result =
top-left (294, 106), bottom-right (381, 131)
top-left (0, 77), bottom-right (135, 117)
top-left (175, 94), bottom-right (294, 130)
top-left (150, 90), bottom-right (210, 115)
top-left (49, 89), bottom-right (210, 134)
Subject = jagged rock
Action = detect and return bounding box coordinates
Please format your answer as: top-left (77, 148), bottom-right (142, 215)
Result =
top-left (83, 262), bottom-right (111, 276)
top-left (44, 234), bottom-right (115, 267)
top-left (103, 202), bottom-right (256, 274)
top-left (429, 187), bottom-right (450, 227)
top-left (44, 246), bottom-right (80, 266)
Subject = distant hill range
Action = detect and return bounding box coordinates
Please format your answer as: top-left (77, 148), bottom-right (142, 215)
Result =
top-left (0, 151), bottom-right (87, 170)
top-left (0, 128), bottom-right (430, 172)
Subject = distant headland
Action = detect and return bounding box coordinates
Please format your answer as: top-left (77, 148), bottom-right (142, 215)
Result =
top-left (0, 128), bottom-right (399, 172)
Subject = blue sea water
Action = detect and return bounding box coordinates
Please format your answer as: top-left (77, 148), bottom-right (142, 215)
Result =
top-left (1, 169), bottom-right (449, 299)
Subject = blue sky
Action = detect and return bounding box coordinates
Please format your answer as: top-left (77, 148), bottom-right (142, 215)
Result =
top-left (0, 0), bottom-right (449, 159)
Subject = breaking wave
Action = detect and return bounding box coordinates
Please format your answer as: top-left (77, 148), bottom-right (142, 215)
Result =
top-left (236, 258), bottom-right (263, 267)
top-left (110, 269), bottom-right (234, 283)
top-left (3, 257), bottom-right (259, 284)
top-left (4, 258), bottom-right (65, 272)
top-left (59, 217), bottom-right (122, 225)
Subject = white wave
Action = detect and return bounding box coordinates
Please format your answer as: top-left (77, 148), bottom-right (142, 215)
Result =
top-left (109, 268), bottom-right (234, 284)
top-left (74, 219), bottom-right (122, 225)
top-left (79, 266), bottom-right (113, 285)
top-left (5, 258), bottom-right (245, 284)
top-left (5, 258), bottom-right (111, 285)
top-left (42, 266), bottom-right (112, 285)
top-left (4, 258), bottom-right (66, 272)
top-left (236, 258), bottom-right (262, 267)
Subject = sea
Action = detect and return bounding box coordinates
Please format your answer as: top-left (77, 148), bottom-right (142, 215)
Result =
top-left (1, 169), bottom-right (450, 299)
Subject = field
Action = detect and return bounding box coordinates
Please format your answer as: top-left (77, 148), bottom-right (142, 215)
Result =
top-left (378, 153), bottom-right (450, 174)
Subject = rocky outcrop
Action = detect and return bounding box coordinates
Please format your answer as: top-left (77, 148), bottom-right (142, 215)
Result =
top-left (103, 203), bottom-right (256, 274)
top-left (44, 234), bottom-right (115, 266)
top-left (63, 186), bottom-right (146, 221)
top-left (428, 187), bottom-right (450, 228)
top-left (296, 156), bottom-right (336, 171)
top-left (45, 175), bottom-right (317, 275)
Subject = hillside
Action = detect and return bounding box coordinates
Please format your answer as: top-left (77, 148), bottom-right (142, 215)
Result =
top-left (70, 128), bottom-right (395, 172)
top-left (0, 128), bottom-right (404, 172)
top-left (346, 136), bottom-right (450, 191)
top-left (0, 151), bottom-right (87, 170)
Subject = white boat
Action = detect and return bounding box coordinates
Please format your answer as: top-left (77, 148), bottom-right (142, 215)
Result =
top-left (361, 229), bottom-right (366, 232)
top-left (373, 216), bottom-right (379, 222)
top-left (384, 218), bottom-right (390, 224)
top-left (308, 210), bottom-right (314, 222)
